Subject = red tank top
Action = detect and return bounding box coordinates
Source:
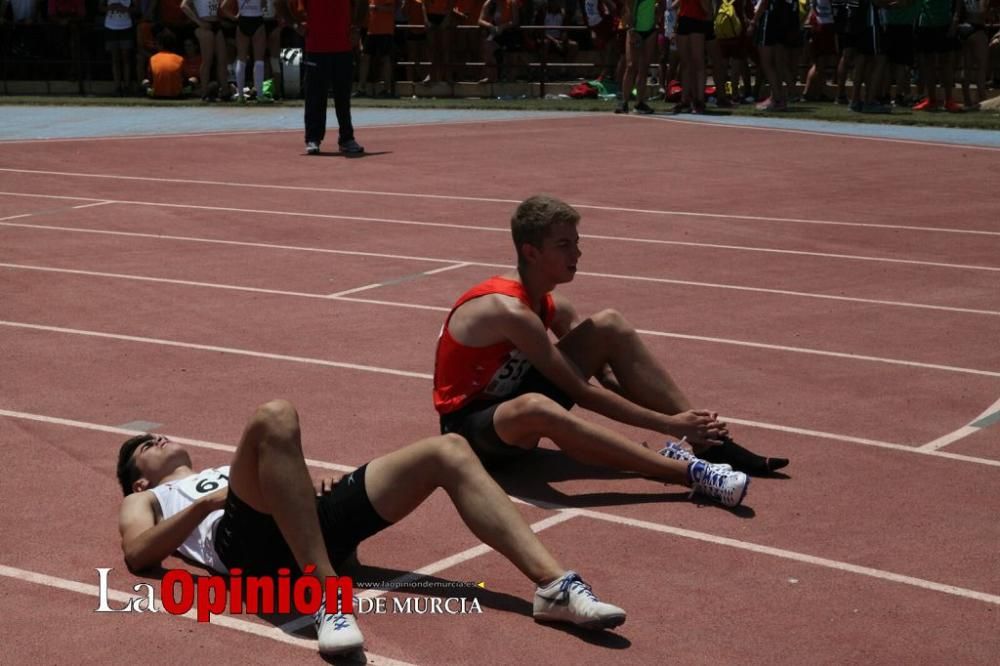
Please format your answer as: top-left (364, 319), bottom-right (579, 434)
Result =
top-left (433, 276), bottom-right (555, 415)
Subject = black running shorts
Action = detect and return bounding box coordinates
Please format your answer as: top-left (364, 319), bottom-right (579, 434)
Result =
top-left (439, 368), bottom-right (574, 465)
top-left (214, 464), bottom-right (391, 575)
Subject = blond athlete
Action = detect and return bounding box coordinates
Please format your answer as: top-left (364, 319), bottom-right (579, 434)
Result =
top-left (435, 195), bottom-right (790, 508)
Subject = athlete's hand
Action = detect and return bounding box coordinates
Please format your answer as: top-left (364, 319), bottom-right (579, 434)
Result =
top-left (199, 488), bottom-right (228, 512)
top-left (665, 410), bottom-right (728, 446)
top-left (314, 474), bottom-right (343, 496)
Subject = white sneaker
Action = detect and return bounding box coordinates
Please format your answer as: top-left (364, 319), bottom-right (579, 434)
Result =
top-left (305, 141), bottom-right (321, 155)
top-left (533, 571), bottom-right (626, 630)
top-left (658, 438), bottom-right (732, 471)
top-left (688, 460), bottom-right (749, 508)
top-left (314, 609), bottom-right (365, 656)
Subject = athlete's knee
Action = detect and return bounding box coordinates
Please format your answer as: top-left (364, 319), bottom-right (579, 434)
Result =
top-left (503, 393), bottom-right (570, 431)
top-left (591, 308), bottom-right (632, 336)
top-left (251, 399), bottom-right (301, 442)
top-left (430, 433), bottom-right (480, 472)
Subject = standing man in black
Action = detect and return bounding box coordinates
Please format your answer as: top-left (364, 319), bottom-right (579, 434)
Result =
top-left (280, 0), bottom-right (367, 155)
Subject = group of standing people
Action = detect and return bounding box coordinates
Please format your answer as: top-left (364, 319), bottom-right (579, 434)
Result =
top-left (605, 0), bottom-right (997, 114)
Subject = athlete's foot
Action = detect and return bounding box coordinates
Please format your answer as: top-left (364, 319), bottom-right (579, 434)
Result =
top-left (700, 436), bottom-right (789, 476)
top-left (314, 607), bottom-right (365, 656)
top-left (533, 571), bottom-right (626, 630)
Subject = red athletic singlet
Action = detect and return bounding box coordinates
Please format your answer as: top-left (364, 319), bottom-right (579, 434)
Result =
top-left (433, 276), bottom-right (555, 415)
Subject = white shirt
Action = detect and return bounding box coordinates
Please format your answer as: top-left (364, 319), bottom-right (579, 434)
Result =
top-left (149, 466), bottom-right (231, 573)
top-left (105, 0), bottom-right (134, 29)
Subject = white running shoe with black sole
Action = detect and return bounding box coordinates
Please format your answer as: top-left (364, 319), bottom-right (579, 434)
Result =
top-left (314, 609), bottom-right (365, 656)
top-left (533, 571), bottom-right (626, 630)
top-left (687, 459), bottom-right (749, 508)
top-left (305, 141), bottom-right (321, 155)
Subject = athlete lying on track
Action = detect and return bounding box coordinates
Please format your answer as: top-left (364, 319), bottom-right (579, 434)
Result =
top-left (116, 399), bottom-right (626, 657)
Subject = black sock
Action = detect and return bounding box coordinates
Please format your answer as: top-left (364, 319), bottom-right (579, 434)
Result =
top-left (701, 437), bottom-right (789, 475)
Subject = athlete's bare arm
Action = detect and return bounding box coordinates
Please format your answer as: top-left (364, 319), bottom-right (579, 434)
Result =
top-left (118, 489), bottom-right (225, 571)
top-left (493, 296), bottom-right (689, 435)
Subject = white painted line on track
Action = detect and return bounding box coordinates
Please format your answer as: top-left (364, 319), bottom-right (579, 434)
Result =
top-left (0, 564), bottom-right (416, 665)
top-left (5, 316), bottom-right (1000, 458)
top-left (327, 263), bottom-right (471, 298)
top-left (919, 395), bottom-right (1000, 451)
top-left (722, 416), bottom-right (1000, 468)
top-left (636, 328), bottom-right (1000, 378)
top-left (3, 411), bottom-right (998, 612)
top-left (573, 510), bottom-right (1000, 605)
top-left (3, 225), bottom-right (998, 317)
top-left (72, 201), bottom-right (114, 210)
top-left (3, 308), bottom-right (998, 381)
top-left (3, 189), bottom-right (996, 272)
top-left (355, 511), bottom-right (579, 601)
top-left (0, 320), bottom-right (435, 380)
top-left (2, 170), bottom-right (998, 238)
top-left (4, 361), bottom-right (1000, 470)
top-left (644, 114), bottom-right (1000, 152)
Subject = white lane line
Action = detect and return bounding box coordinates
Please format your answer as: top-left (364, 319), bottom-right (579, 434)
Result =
top-left (4, 377), bottom-right (1000, 471)
top-left (645, 114), bottom-right (1000, 152)
top-left (574, 510), bottom-right (1000, 605)
top-left (0, 408), bottom-right (356, 473)
top-left (3, 312), bottom-right (998, 381)
top-left (4, 190), bottom-right (995, 272)
top-left (327, 263), bottom-right (471, 298)
top-left (3, 226), bottom-right (998, 318)
top-left (723, 417), bottom-right (1000, 468)
top-left (0, 564), bottom-right (416, 665)
top-left (637, 328), bottom-right (1000, 378)
top-left (0, 320), bottom-right (434, 380)
top-left (71, 201), bottom-right (114, 210)
top-left (919, 396), bottom-right (1000, 451)
top-left (355, 511), bottom-right (579, 602)
top-left (4, 411), bottom-right (999, 610)
top-left (2, 171), bottom-right (998, 238)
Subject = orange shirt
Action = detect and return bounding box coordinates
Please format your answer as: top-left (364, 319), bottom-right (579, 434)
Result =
top-left (150, 52), bottom-right (184, 97)
top-left (368, 0), bottom-right (395, 33)
top-left (433, 276), bottom-right (555, 414)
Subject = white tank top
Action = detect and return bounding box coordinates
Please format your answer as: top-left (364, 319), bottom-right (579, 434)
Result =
top-left (239, 0), bottom-right (264, 17)
top-left (105, 0), bottom-right (134, 30)
top-left (149, 466), bottom-right (231, 573)
top-left (583, 0), bottom-right (603, 26)
top-left (194, 0), bottom-right (220, 18)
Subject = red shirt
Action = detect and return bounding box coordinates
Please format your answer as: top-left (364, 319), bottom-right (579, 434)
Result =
top-left (678, 0), bottom-right (708, 20)
top-left (304, 0), bottom-right (352, 53)
top-left (433, 277), bottom-right (555, 415)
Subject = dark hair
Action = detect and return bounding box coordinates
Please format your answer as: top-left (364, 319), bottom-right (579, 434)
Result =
top-left (158, 30), bottom-right (177, 53)
top-left (510, 195), bottom-right (580, 264)
top-left (117, 434), bottom-right (154, 496)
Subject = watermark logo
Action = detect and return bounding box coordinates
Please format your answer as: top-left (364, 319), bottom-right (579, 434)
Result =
top-left (95, 569), bottom-right (486, 620)
top-left (95, 566), bottom-right (352, 622)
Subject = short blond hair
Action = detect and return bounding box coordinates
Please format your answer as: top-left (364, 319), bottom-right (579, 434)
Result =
top-left (510, 195), bottom-right (580, 264)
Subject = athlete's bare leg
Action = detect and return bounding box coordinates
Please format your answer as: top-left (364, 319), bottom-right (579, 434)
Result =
top-left (493, 393), bottom-right (691, 483)
top-left (526, 309), bottom-right (787, 472)
top-left (227, 400), bottom-right (337, 580)
top-left (363, 434), bottom-right (565, 585)
top-left (556, 309), bottom-right (701, 425)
